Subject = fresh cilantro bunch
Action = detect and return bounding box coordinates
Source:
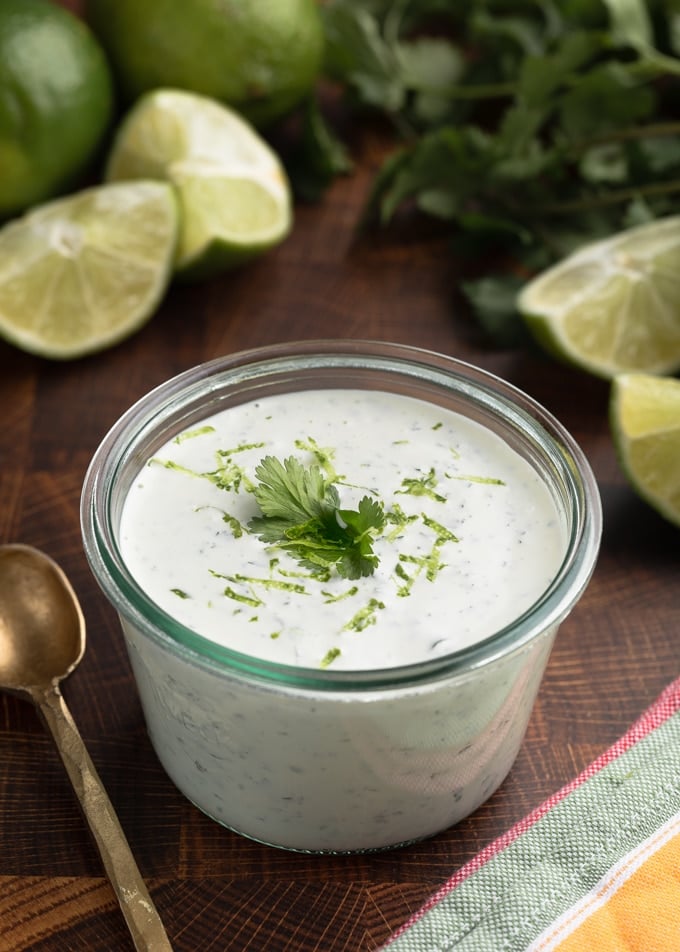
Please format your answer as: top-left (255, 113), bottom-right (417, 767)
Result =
top-left (297, 0), bottom-right (680, 342)
top-left (248, 456), bottom-right (386, 579)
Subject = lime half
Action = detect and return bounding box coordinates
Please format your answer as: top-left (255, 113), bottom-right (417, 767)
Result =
top-left (610, 373), bottom-right (680, 527)
top-left (518, 217), bottom-right (680, 379)
top-left (105, 89), bottom-right (292, 279)
top-left (0, 181), bottom-right (178, 359)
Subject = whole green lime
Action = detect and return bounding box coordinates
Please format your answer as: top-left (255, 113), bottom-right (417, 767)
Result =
top-left (85, 0), bottom-right (324, 126)
top-left (0, 0), bottom-right (114, 219)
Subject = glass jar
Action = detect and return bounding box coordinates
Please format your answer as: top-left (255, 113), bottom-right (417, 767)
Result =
top-left (81, 340), bottom-right (602, 853)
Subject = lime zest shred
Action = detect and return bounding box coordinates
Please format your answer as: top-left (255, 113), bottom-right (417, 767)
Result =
top-left (396, 467), bottom-right (447, 503)
top-left (384, 503), bottom-right (419, 541)
top-left (394, 561), bottom-right (415, 598)
top-left (322, 585), bottom-right (359, 603)
top-left (343, 598), bottom-right (385, 632)
top-left (320, 647), bottom-right (341, 668)
top-left (228, 573), bottom-right (308, 595)
top-left (152, 439), bottom-right (265, 493)
top-left (269, 555), bottom-right (330, 583)
top-left (420, 513), bottom-right (460, 544)
top-left (173, 425), bottom-right (216, 444)
top-left (210, 568), bottom-right (308, 595)
top-left (294, 435), bottom-right (341, 481)
top-left (448, 473), bottom-right (506, 485)
top-left (400, 547), bottom-right (447, 583)
top-left (194, 504), bottom-right (244, 538)
top-left (222, 586), bottom-right (262, 607)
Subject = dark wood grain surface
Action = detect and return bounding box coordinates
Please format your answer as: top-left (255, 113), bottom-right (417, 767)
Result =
top-left (1, 7), bottom-right (679, 949)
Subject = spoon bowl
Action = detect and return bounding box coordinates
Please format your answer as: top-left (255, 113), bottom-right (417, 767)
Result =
top-left (0, 543), bottom-right (172, 951)
top-left (0, 544), bottom-right (84, 694)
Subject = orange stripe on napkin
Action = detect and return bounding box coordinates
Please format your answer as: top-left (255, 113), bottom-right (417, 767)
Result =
top-left (533, 810), bottom-right (680, 952)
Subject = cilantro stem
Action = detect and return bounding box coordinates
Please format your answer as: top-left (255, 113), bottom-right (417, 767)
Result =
top-left (434, 80), bottom-right (516, 101)
top-left (567, 120), bottom-right (680, 156)
top-left (539, 178), bottom-right (680, 214)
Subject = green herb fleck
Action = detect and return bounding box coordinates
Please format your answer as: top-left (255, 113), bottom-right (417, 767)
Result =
top-left (170, 588), bottom-right (190, 599)
top-left (248, 455), bottom-right (385, 579)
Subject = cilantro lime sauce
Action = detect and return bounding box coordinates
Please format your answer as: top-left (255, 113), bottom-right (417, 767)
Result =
top-left (120, 389), bottom-right (567, 670)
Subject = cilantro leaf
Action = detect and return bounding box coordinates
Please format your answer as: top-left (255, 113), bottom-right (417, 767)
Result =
top-left (250, 455), bottom-right (338, 523)
top-left (286, 95), bottom-right (353, 202)
top-left (461, 275), bottom-right (530, 347)
top-left (248, 456), bottom-right (385, 579)
top-left (322, 2), bottom-right (405, 113)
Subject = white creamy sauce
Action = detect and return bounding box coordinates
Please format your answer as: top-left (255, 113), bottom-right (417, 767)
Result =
top-left (120, 389), bottom-right (566, 670)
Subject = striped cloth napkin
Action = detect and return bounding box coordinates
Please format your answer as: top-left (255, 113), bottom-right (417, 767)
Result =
top-left (382, 677), bottom-right (680, 952)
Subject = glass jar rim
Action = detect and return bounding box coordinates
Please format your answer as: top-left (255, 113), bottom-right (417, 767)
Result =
top-left (80, 339), bottom-right (602, 692)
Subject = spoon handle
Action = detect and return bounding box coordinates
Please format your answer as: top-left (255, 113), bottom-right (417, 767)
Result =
top-left (36, 684), bottom-right (173, 951)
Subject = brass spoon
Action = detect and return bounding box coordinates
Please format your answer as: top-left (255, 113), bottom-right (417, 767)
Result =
top-left (0, 544), bottom-right (172, 951)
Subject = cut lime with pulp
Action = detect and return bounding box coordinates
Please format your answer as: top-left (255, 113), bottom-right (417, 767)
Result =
top-left (518, 216), bottom-right (680, 379)
top-left (610, 373), bottom-right (680, 527)
top-left (105, 89), bottom-right (292, 279)
top-left (0, 181), bottom-right (178, 359)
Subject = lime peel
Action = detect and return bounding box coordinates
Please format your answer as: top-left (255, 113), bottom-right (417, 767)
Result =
top-left (610, 372), bottom-right (680, 528)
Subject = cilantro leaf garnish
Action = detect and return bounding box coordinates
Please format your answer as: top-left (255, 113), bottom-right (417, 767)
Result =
top-left (248, 456), bottom-right (385, 579)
